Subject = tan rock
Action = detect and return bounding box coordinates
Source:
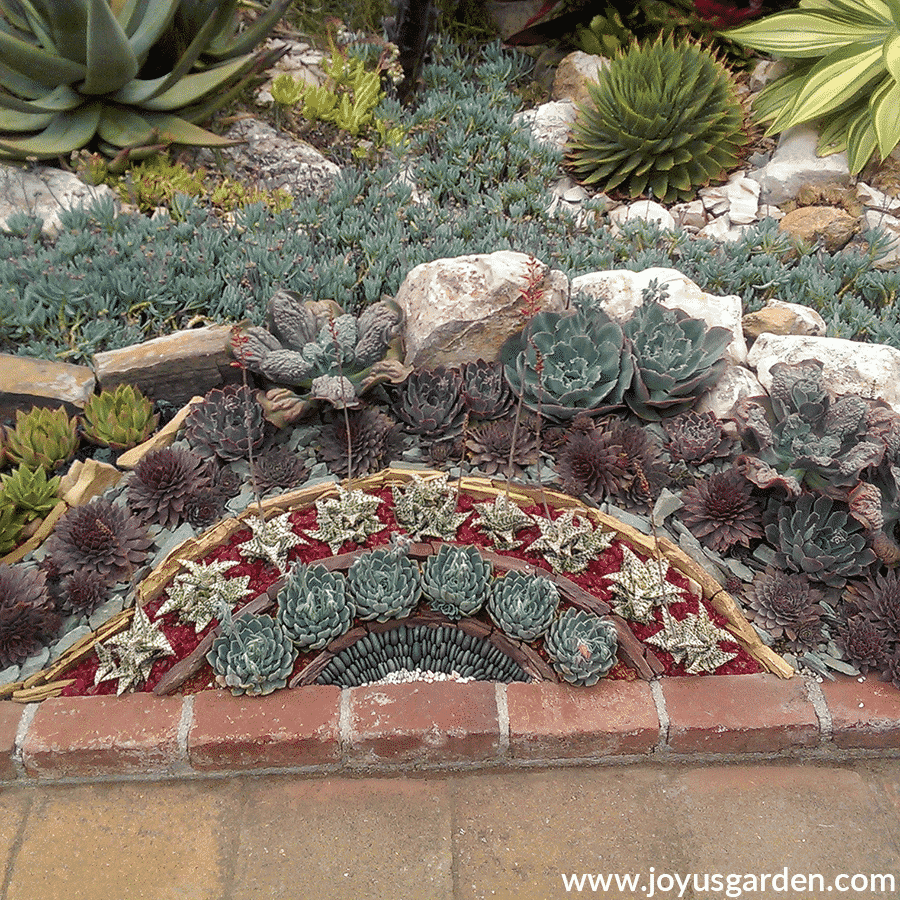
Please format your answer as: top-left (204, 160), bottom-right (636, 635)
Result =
top-left (551, 51), bottom-right (609, 104)
top-left (0, 354), bottom-right (95, 419)
top-left (742, 300), bottom-right (827, 341)
top-left (92, 324), bottom-right (240, 406)
top-left (116, 396), bottom-right (203, 470)
top-left (778, 206), bottom-right (858, 252)
top-left (58, 459), bottom-right (123, 507)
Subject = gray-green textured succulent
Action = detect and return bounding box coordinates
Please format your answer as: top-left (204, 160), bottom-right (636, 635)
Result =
top-left (470, 494), bottom-right (535, 551)
top-left (544, 609), bottom-right (619, 686)
top-left (766, 493), bottom-right (877, 588)
top-left (565, 36), bottom-right (747, 202)
top-left (206, 608), bottom-right (297, 697)
top-left (499, 308), bottom-right (633, 423)
top-left (347, 546), bottom-right (422, 622)
top-left (623, 301), bottom-right (731, 421)
top-left (487, 570), bottom-right (559, 642)
top-left (0, 0), bottom-right (290, 160)
top-left (276, 562), bottom-right (354, 650)
top-left (422, 544), bottom-right (491, 621)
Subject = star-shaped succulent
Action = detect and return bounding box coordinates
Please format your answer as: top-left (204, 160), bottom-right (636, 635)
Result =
top-left (471, 494), bottom-right (535, 550)
top-left (93, 606), bottom-right (174, 694)
top-left (526, 510), bottom-right (614, 574)
top-left (308, 487), bottom-right (385, 554)
top-left (392, 474), bottom-right (469, 541)
top-left (158, 558), bottom-right (252, 633)
top-left (604, 545), bottom-right (684, 624)
top-left (645, 604), bottom-right (737, 674)
top-left (238, 512), bottom-right (306, 572)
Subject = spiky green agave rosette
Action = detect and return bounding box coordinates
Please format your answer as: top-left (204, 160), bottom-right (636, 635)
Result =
top-left (565, 37), bottom-right (747, 202)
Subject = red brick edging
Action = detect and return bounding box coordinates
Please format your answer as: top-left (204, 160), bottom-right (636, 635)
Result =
top-left (3, 674), bottom-right (899, 781)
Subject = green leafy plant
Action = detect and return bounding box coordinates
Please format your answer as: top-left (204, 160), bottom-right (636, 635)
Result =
top-left (623, 300), bottom-right (732, 420)
top-left (346, 546), bottom-right (422, 622)
top-left (421, 544), bottom-right (491, 621)
top-left (499, 308), bottom-right (633, 423)
top-left (276, 562), bottom-right (354, 650)
top-left (81, 383), bottom-right (158, 450)
top-left (206, 608), bottom-right (298, 696)
top-left (0, 465), bottom-right (60, 523)
top-left (544, 608), bottom-right (618, 685)
top-left (3, 405), bottom-right (79, 472)
top-left (0, 0), bottom-right (289, 160)
top-left (565, 36), bottom-right (747, 202)
top-left (0, 500), bottom-right (26, 556)
top-left (726, 0), bottom-right (900, 174)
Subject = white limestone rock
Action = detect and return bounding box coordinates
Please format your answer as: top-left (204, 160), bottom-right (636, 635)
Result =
top-left (608, 200), bottom-right (675, 231)
top-left (748, 124), bottom-right (850, 205)
top-left (748, 333), bottom-right (900, 413)
top-left (695, 363), bottom-right (766, 424)
top-left (570, 267), bottom-right (747, 365)
top-left (857, 182), bottom-right (900, 212)
top-left (513, 100), bottom-right (577, 151)
top-left (723, 173), bottom-right (761, 225)
top-left (395, 252), bottom-right (570, 369)
top-left (0, 165), bottom-right (119, 239)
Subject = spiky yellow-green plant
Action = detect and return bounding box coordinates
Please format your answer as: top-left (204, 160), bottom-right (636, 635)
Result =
top-left (81, 384), bottom-right (158, 450)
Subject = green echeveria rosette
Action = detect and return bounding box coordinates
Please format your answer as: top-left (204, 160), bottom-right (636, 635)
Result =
top-left (499, 308), bottom-right (633, 423)
top-left (544, 609), bottom-right (619, 686)
top-left (766, 493), bottom-right (877, 588)
top-left (422, 544), bottom-right (492, 621)
top-left (347, 548), bottom-right (422, 622)
top-left (276, 562), bottom-right (354, 650)
top-left (565, 36), bottom-right (747, 202)
top-left (624, 302), bottom-right (731, 421)
top-left (487, 571), bottom-right (560, 642)
top-left (206, 612), bottom-right (298, 697)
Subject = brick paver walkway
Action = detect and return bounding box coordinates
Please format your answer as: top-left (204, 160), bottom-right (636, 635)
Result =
top-left (1, 760), bottom-right (898, 899)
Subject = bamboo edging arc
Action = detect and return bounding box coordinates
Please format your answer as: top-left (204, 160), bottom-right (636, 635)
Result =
top-left (18, 467), bottom-right (792, 702)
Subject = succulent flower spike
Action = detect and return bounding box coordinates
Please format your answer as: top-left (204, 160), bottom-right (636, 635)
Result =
top-left (0, 0), bottom-right (291, 159)
top-left (81, 383), bottom-right (158, 450)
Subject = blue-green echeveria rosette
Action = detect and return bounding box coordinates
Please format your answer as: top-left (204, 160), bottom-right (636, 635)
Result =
top-left (206, 611), bottom-right (298, 696)
top-left (347, 547), bottom-right (422, 622)
top-left (276, 562), bottom-right (354, 649)
top-left (422, 544), bottom-right (492, 621)
top-left (624, 301), bottom-right (731, 421)
top-left (766, 493), bottom-right (877, 588)
top-left (544, 609), bottom-right (619, 686)
top-left (499, 308), bottom-right (633, 423)
top-left (487, 570), bottom-right (560, 642)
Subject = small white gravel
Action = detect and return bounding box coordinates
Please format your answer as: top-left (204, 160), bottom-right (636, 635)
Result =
top-left (361, 669), bottom-right (478, 687)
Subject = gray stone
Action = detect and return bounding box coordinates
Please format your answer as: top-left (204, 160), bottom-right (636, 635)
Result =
top-left (225, 488), bottom-right (255, 515)
top-left (571, 267), bottom-right (747, 365)
top-left (151, 521), bottom-right (197, 565)
top-left (19, 646), bottom-right (49, 681)
top-left (608, 200), bottom-right (675, 232)
top-left (742, 299), bottom-right (827, 341)
top-left (395, 251), bottom-right (569, 369)
top-left (748, 333), bottom-right (900, 413)
top-left (485, 0), bottom-right (547, 37)
top-left (92, 324), bottom-right (241, 406)
top-left (695, 363), bottom-right (765, 423)
top-left (255, 39), bottom-right (326, 104)
top-left (748, 58), bottom-right (791, 92)
top-left (192, 117), bottom-right (340, 196)
top-left (698, 185), bottom-right (729, 215)
top-left (88, 596), bottom-right (125, 631)
top-left (0, 164), bottom-right (119, 239)
top-left (748, 124), bottom-right (850, 204)
top-left (857, 182), bottom-right (900, 212)
top-left (551, 51), bottom-right (610, 104)
top-left (864, 208), bottom-right (900, 268)
top-left (698, 216), bottom-right (748, 242)
top-left (0, 664), bottom-right (20, 686)
top-left (50, 625), bottom-right (93, 661)
top-left (670, 200), bottom-right (706, 229)
top-left (512, 100), bottom-right (576, 151)
top-left (723, 173), bottom-right (760, 225)
top-left (0, 353), bottom-right (95, 419)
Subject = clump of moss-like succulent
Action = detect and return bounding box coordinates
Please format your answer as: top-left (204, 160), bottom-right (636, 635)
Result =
top-left (566, 36), bottom-right (747, 202)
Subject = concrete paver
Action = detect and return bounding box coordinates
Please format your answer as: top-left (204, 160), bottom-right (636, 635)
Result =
top-left (1, 762), bottom-right (899, 900)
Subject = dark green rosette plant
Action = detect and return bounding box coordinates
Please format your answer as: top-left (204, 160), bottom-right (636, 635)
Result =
top-left (421, 544), bottom-right (492, 621)
top-left (726, 0), bottom-right (900, 174)
top-left (276, 562), bottom-right (354, 650)
top-left (499, 308), bottom-right (633, 423)
top-left (206, 610), bottom-right (297, 697)
top-left (623, 301), bottom-right (731, 421)
top-left (565, 36), bottom-right (747, 202)
top-left (766, 493), bottom-right (877, 588)
top-left (0, 0), bottom-right (290, 160)
top-left (347, 547), bottom-right (422, 623)
top-left (544, 609), bottom-right (619, 686)
top-left (486, 570), bottom-right (560, 642)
